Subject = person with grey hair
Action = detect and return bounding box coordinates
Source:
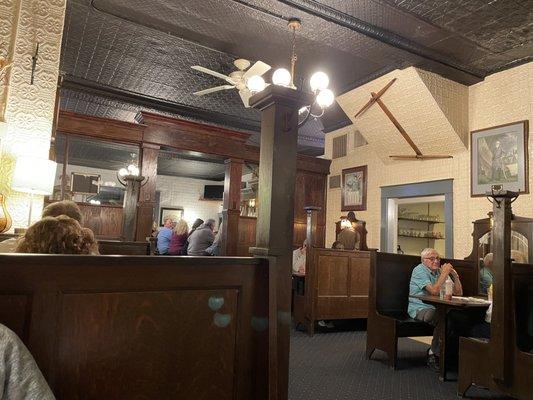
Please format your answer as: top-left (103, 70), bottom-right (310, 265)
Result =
top-left (187, 218), bottom-right (216, 256)
top-left (407, 248), bottom-right (463, 372)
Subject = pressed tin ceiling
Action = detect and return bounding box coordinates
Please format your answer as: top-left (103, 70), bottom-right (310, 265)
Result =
top-left (59, 0), bottom-right (532, 156)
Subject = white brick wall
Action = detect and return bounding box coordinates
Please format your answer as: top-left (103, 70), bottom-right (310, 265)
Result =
top-left (156, 175), bottom-right (223, 229)
top-left (325, 62), bottom-right (533, 258)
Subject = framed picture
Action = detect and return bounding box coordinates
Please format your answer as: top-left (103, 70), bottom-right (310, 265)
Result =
top-left (471, 120), bottom-right (529, 197)
top-left (342, 165), bottom-right (367, 211)
top-left (159, 207), bottom-right (183, 226)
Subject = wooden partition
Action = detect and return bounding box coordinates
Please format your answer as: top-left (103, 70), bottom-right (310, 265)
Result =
top-left (0, 255), bottom-right (268, 400)
top-left (293, 249), bottom-right (371, 335)
top-left (459, 263), bottom-right (533, 399)
top-left (78, 203), bottom-right (123, 239)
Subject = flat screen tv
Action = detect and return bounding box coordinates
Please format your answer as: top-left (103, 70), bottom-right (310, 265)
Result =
top-left (203, 185), bottom-right (224, 200)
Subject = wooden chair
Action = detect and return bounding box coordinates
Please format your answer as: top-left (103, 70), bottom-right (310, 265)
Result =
top-left (366, 252), bottom-right (434, 368)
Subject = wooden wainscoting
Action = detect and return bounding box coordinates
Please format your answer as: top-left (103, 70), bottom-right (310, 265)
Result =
top-left (294, 249), bottom-right (371, 334)
top-left (78, 203), bottom-right (123, 239)
top-left (0, 255), bottom-right (268, 400)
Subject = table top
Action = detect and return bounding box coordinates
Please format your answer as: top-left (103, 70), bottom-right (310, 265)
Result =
top-left (410, 294), bottom-right (490, 308)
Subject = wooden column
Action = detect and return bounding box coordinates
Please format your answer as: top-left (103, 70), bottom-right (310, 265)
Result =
top-left (489, 190), bottom-right (516, 388)
top-left (249, 85), bottom-right (315, 400)
top-left (135, 143), bottom-right (160, 241)
top-left (304, 206), bottom-right (320, 335)
top-left (221, 158), bottom-right (243, 256)
top-left (122, 175), bottom-right (145, 241)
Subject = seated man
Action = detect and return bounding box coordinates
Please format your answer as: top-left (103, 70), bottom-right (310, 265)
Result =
top-left (292, 240), bottom-right (307, 274)
top-left (156, 218), bottom-right (174, 255)
top-left (408, 248), bottom-right (463, 371)
top-left (187, 219), bottom-right (216, 256)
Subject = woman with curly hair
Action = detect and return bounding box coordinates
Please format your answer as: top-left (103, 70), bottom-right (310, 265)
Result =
top-left (15, 215), bottom-right (99, 255)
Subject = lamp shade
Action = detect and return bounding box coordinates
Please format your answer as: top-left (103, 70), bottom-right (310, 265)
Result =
top-left (11, 157), bottom-right (57, 195)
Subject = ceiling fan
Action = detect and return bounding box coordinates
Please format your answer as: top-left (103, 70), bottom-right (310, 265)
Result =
top-left (354, 79), bottom-right (453, 161)
top-left (191, 58), bottom-right (271, 108)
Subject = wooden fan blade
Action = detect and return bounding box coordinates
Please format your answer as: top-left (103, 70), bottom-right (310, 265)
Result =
top-left (354, 78), bottom-right (397, 119)
top-left (416, 155), bottom-right (453, 159)
top-left (389, 155), bottom-right (420, 160)
top-left (193, 85), bottom-right (234, 96)
top-left (243, 61), bottom-right (271, 80)
top-left (191, 66), bottom-right (236, 85)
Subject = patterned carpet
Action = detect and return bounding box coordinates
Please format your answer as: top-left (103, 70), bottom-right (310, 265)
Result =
top-left (289, 329), bottom-right (512, 400)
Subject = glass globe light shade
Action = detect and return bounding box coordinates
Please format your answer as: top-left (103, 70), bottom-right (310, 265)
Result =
top-left (127, 164), bottom-right (140, 176)
top-left (272, 68), bottom-right (291, 86)
top-left (247, 75), bottom-right (266, 92)
top-left (316, 88), bottom-right (335, 108)
top-left (118, 168), bottom-right (128, 177)
top-left (310, 71), bottom-right (329, 92)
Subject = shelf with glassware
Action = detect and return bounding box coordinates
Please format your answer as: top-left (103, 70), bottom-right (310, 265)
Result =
top-left (397, 202), bottom-right (445, 256)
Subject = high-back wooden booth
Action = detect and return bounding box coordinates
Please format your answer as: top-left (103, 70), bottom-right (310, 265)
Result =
top-left (458, 191), bottom-right (533, 400)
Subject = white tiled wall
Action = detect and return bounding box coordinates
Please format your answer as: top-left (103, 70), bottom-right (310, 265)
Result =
top-left (325, 62), bottom-right (533, 258)
top-left (156, 175), bottom-right (223, 229)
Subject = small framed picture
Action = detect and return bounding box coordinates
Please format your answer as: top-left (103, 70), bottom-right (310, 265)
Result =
top-left (159, 207), bottom-right (183, 226)
top-left (471, 120), bottom-right (529, 197)
top-left (341, 165), bottom-right (367, 211)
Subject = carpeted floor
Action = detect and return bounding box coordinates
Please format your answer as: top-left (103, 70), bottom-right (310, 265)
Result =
top-left (289, 329), bottom-right (512, 400)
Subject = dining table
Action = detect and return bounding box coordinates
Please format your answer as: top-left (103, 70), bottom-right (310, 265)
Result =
top-left (410, 294), bottom-right (490, 381)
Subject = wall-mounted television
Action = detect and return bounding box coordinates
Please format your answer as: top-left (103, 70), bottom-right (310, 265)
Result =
top-left (203, 185), bottom-right (224, 200)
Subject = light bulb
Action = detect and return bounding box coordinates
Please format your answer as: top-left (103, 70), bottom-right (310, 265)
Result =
top-left (316, 88), bottom-right (334, 108)
top-left (247, 75), bottom-right (266, 92)
top-left (272, 68), bottom-right (291, 86)
top-left (298, 106), bottom-right (309, 115)
top-left (129, 165), bottom-right (140, 176)
top-left (118, 168), bottom-right (128, 177)
top-left (310, 71), bottom-right (329, 92)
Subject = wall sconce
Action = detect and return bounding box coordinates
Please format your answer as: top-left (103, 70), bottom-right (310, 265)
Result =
top-left (11, 156), bottom-right (57, 227)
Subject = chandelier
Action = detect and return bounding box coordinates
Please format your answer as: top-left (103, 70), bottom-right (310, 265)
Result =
top-left (246, 18), bottom-right (334, 127)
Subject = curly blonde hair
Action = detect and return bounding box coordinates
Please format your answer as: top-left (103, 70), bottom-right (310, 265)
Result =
top-left (16, 215), bottom-right (98, 254)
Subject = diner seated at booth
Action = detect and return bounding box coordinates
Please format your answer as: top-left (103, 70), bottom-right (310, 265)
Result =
top-left (16, 215), bottom-right (99, 255)
top-left (408, 247), bottom-right (464, 372)
top-left (168, 219), bottom-right (189, 255)
top-left (292, 239), bottom-right (307, 275)
top-left (187, 219), bottom-right (216, 256)
top-left (156, 218), bottom-right (174, 255)
top-left (0, 200), bottom-right (85, 253)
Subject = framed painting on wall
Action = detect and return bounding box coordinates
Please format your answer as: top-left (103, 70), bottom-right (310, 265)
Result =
top-left (341, 165), bottom-right (367, 211)
top-left (471, 120), bottom-right (529, 197)
top-left (159, 207), bottom-right (183, 226)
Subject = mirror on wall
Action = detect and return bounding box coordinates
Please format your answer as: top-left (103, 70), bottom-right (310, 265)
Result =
top-left (477, 230), bottom-right (528, 294)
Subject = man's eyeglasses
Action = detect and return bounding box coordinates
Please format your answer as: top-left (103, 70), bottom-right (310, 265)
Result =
top-left (424, 256), bottom-right (441, 262)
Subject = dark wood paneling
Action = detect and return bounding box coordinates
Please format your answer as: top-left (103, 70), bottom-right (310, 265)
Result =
top-left (0, 255), bottom-right (269, 400)
top-left (238, 216), bottom-right (257, 256)
top-left (78, 204), bottom-right (123, 239)
top-left (58, 111), bottom-right (144, 143)
top-left (57, 290), bottom-right (238, 400)
top-left (98, 240), bottom-right (150, 255)
top-left (136, 143), bottom-right (160, 241)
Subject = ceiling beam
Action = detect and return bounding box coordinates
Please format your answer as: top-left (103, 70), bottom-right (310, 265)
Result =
top-left (61, 75), bottom-right (261, 133)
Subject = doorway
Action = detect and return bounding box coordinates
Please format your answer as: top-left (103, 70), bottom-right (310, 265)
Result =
top-left (380, 179), bottom-right (453, 257)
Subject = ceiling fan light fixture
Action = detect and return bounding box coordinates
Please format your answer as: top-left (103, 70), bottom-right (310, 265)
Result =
top-left (272, 68), bottom-right (292, 87)
top-left (310, 71), bottom-right (329, 92)
top-left (316, 88), bottom-right (334, 108)
top-left (246, 75), bottom-right (266, 93)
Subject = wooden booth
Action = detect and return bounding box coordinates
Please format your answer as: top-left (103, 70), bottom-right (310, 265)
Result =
top-left (459, 191), bottom-right (533, 400)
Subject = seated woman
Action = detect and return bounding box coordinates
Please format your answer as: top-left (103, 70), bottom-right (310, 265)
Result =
top-left (15, 215), bottom-right (99, 255)
top-left (168, 219), bottom-right (189, 255)
top-left (479, 253), bottom-right (493, 295)
top-left (0, 323), bottom-right (55, 399)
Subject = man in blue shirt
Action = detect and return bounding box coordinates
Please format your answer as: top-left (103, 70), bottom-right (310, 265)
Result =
top-left (408, 248), bottom-right (463, 371)
top-left (156, 218), bottom-right (174, 255)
